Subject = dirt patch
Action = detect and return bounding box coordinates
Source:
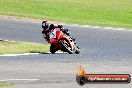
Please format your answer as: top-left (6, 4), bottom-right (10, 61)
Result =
top-left (0, 15), bottom-right (65, 25)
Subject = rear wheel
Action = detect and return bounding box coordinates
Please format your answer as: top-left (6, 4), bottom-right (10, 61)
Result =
top-left (50, 44), bottom-right (56, 54)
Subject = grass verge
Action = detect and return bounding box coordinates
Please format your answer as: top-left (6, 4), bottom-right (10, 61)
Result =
top-left (0, 40), bottom-right (49, 55)
top-left (0, 0), bottom-right (132, 29)
top-left (0, 82), bottom-right (15, 87)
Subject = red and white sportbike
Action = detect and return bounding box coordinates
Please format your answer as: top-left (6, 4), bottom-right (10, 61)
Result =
top-left (49, 30), bottom-right (80, 54)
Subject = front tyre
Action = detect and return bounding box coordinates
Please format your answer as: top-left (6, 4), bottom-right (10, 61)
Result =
top-left (59, 39), bottom-right (74, 54)
top-left (50, 44), bottom-right (56, 54)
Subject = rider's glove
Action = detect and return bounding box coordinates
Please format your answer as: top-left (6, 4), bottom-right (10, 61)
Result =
top-left (58, 25), bottom-right (63, 29)
top-left (62, 29), bottom-right (70, 36)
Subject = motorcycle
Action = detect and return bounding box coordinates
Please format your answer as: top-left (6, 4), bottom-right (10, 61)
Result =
top-left (49, 29), bottom-right (80, 54)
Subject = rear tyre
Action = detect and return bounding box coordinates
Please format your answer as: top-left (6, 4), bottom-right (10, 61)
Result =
top-left (50, 44), bottom-right (56, 54)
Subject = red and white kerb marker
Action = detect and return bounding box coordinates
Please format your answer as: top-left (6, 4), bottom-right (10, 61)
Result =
top-left (76, 65), bottom-right (131, 86)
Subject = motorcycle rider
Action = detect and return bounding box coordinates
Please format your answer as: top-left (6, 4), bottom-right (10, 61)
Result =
top-left (41, 20), bottom-right (70, 43)
top-left (41, 20), bottom-right (80, 54)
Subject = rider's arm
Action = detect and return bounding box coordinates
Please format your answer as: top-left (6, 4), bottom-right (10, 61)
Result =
top-left (56, 24), bottom-right (70, 36)
top-left (54, 24), bottom-right (63, 28)
top-left (49, 24), bottom-right (69, 36)
top-left (49, 24), bottom-right (63, 29)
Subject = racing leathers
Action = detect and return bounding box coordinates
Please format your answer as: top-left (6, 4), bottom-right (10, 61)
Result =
top-left (42, 23), bottom-right (70, 43)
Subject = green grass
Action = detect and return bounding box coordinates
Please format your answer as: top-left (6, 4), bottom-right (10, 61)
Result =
top-left (0, 40), bottom-right (49, 54)
top-left (0, 82), bottom-right (15, 87)
top-left (0, 0), bottom-right (132, 29)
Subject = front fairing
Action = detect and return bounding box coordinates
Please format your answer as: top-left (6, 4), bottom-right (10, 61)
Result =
top-left (60, 36), bottom-right (76, 50)
top-left (49, 30), bottom-right (64, 48)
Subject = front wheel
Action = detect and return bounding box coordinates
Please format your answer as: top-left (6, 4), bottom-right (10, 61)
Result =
top-left (59, 39), bottom-right (74, 54)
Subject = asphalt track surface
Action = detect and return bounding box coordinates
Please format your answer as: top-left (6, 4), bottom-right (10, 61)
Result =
top-left (0, 17), bottom-right (132, 88)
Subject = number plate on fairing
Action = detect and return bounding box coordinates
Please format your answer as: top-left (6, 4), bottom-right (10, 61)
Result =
top-left (50, 31), bottom-right (56, 38)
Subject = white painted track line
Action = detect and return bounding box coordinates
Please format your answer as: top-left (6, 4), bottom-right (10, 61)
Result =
top-left (0, 53), bottom-right (39, 57)
top-left (0, 52), bottom-right (66, 57)
top-left (65, 24), bottom-right (132, 31)
top-left (0, 79), bottom-right (40, 82)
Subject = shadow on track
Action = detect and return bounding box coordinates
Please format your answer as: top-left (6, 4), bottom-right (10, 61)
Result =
top-left (39, 52), bottom-right (67, 54)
